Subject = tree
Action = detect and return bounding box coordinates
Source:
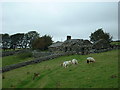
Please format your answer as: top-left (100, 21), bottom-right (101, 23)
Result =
top-left (23, 31), bottom-right (39, 48)
top-left (32, 35), bottom-right (53, 50)
top-left (2, 33), bottom-right (10, 49)
top-left (16, 33), bottom-right (24, 48)
top-left (90, 28), bottom-right (112, 43)
top-left (42, 35), bottom-right (53, 50)
top-left (10, 33), bottom-right (24, 49)
top-left (32, 37), bottom-right (45, 50)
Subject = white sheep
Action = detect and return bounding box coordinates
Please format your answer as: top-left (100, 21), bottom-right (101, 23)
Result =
top-left (86, 57), bottom-right (95, 63)
top-left (62, 61), bottom-right (72, 68)
top-left (71, 59), bottom-right (78, 64)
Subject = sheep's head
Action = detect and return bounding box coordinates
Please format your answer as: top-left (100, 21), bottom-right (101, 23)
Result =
top-left (68, 61), bottom-right (72, 64)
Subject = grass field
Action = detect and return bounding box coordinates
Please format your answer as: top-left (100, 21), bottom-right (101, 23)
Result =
top-left (2, 52), bottom-right (34, 67)
top-left (2, 50), bottom-right (118, 88)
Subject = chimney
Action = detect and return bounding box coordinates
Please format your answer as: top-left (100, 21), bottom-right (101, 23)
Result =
top-left (67, 36), bottom-right (71, 40)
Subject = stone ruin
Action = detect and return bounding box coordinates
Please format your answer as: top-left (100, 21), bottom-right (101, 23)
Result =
top-left (49, 36), bottom-right (92, 55)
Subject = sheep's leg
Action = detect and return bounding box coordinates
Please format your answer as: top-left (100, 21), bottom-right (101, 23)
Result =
top-left (90, 60), bottom-right (92, 63)
top-left (64, 64), bottom-right (67, 68)
top-left (66, 65), bottom-right (68, 68)
top-left (87, 60), bottom-right (89, 64)
top-left (88, 60), bottom-right (90, 64)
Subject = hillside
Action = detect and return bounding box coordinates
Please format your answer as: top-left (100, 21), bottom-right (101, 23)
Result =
top-left (2, 50), bottom-right (118, 88)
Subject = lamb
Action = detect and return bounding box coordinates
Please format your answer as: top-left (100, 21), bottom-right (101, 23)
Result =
top-left (71, 59), bottom-right (78, 64)
top-left (86, 57), bottom-right (95, 64)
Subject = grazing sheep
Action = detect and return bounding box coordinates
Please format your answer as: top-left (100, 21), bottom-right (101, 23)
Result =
top-left (62, 61), bottom-right (69, 68)
top-left (87, 57), bottom-right (95, 64)
top-left (71, 59), bottom-right (78, 64)
top-left (62, 61), bottom-right (72, 68)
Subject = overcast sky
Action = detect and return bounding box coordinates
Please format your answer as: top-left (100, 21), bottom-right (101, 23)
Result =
top-left (1, 2), bottom-right (118, 42)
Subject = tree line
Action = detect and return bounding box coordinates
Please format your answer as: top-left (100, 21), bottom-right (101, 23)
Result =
top-left (0, 28), bottom-right (113, 51)
top-left (0, 31), bottom-right (53, 51)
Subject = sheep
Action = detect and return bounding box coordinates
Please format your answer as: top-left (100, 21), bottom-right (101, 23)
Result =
top-left (61, 59), bottom-right (78, 68)
top-left (71, 59), bottom-right (78, 64)
top-left (86, 57), bottom-right (95, 64)
top-left (62, 61), bottom-right (72, 68)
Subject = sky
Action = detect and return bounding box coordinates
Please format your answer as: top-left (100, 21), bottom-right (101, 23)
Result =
top-left (0, 1), bottom-right (118, 42)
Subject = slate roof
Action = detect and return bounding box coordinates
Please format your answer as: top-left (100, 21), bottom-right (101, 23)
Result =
top-left (63, 39), bottom-right (92, 46)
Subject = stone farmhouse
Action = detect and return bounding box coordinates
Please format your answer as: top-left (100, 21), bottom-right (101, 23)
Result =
top-left (48, 36), bottom-right (92, 55)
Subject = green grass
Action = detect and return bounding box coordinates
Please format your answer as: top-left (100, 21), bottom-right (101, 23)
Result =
top-left (2, 50), bottom-right (118, 88)
top-left (2, 53), bottom-right (34, 67)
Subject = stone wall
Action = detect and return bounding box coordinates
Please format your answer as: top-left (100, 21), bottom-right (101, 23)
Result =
top-left (90, 47), bottom-right (119, 54)
top-left (2, 52), bottom-right (75, 73)
top-left (32, 51), bottom-right (54, 58)
top-left (111, 45), bottom-right (120, 49)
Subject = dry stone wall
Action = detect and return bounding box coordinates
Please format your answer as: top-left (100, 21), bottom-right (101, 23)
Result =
top-left (2, 52), bottom-right (75, 73)
top-left (32, 51), bottom-right (54, 58)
